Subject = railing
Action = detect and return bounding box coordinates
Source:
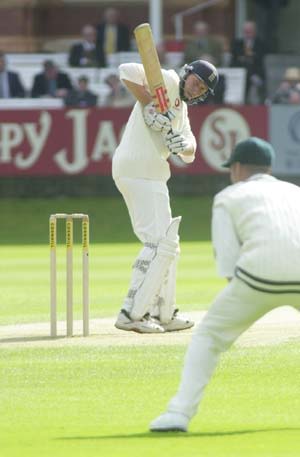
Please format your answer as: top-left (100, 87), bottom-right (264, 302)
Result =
top-left (174, 0), bottom-right (224, 40)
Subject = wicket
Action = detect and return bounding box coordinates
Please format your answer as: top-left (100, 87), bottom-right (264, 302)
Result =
top-left (49, 213), bottom-right (89, 338)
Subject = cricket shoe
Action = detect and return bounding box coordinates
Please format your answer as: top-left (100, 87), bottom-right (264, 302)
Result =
top-left (149, 412), bottom-right (189, 432)
top-left (115, 309), bottom-right (165, 333)
top-left (153, 309), bottom-right (194, 332)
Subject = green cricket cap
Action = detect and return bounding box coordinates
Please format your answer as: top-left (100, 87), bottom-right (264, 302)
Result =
top-left (222, 137), bottom-right (275, 168)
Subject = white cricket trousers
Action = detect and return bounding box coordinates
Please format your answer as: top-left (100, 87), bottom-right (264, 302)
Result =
top-left (168, 278), bottom-right (300, 419)
top-left (114, 177), bottom-right (175, 315)
top-left (114, 177), bottom-right (172, 243)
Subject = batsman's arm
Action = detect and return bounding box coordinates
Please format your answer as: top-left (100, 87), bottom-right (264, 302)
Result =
top-left (121, 79), bottom-right (152, 106)
top-left (179, 145), bottom-right (196, 163)
top-left (119, 63), bottom-right (152, 106)
top-left (179, 109), bottom-right (197, 162)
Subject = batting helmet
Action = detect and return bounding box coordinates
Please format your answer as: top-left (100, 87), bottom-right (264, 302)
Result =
top-left (179, 60), bottom-right (219, 104)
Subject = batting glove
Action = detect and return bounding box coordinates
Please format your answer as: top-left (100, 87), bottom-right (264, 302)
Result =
top-left (163, 130), bottom-right (190, 155)
top-left (143, 102), bottom-right (175, 133)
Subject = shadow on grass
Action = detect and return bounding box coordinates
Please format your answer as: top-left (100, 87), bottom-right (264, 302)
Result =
top-left (56, 427), bottom-right (300, 440)
top-left (0, 335), bottom-right (66, 344)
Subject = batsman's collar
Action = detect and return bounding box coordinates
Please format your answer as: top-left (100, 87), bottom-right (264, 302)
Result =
top-left (222, 137), bottom-right (275, 168)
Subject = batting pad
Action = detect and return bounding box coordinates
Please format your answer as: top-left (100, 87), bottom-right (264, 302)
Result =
top-left (130, 217), bottom-right (181, 321)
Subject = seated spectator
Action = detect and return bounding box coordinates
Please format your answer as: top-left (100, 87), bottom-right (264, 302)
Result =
top-left (69, 24), bottom-right (101, 68)
top-left (0, 50), bottom-right (25, 98)
top-left (289, 91), bottom-right (300, 104)
top-left (64, 75), bottom-right (98, 107)
top-left (103, 73), bottom-right (134, 107)
top-left (96, 7), bottom-right (131, 67)
top-left (31, 60), bottom-right (72, 98)
top-left (183, 21), bottom-right (223, 67)
top-left (230, 21), bottom-right (266, 104)
top-left (271, 67), bottom-right (300, 104)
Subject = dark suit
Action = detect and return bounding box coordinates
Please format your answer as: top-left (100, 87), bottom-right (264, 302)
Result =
top-left (69, 43), bottom-right (101, 68)
top-left (254, 0), bottom-right (290, 52)
top-left (31, 71), bottom-right (73, 98)
top-left (0, 71), bottom-right (25, 98)
top-left (64, 89), bottom-right (98, 107)
top-left (96, 22), bottom-right (130, 67)
top-left (230, 37), bottom-right (266, 102)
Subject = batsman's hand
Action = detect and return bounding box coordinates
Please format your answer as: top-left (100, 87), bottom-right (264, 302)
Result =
top-left (163, 130), bottom-right (189, 155)
top-left (143, 102), bottom-right (175, 133)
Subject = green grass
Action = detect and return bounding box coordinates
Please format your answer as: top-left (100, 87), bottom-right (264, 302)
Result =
top-left (1, 196), bottom-right (299, 456)
top-left (0, 241), bottom-right (224, 324)
top-left (0, 194), bottom-right (221, 324)
top-left (0, 196), bottom-right (213, 244)
top-left (1, 343), bottom-right (300, 457)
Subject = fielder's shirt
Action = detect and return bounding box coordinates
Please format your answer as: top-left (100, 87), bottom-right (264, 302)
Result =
top-left (112, 63), bottom-right (196, 182)
top-left (212, 174), bottom-right (300, 292)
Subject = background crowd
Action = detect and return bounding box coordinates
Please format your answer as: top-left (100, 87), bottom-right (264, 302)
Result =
top-left (0, 3), bottom-right (299, 107)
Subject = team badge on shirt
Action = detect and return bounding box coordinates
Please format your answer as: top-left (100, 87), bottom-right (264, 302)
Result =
top-left (174, 98), bottom-right (181, 108)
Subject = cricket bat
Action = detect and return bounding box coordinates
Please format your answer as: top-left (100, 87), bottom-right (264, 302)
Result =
top-left (134, 23), bottom-right (170, 114)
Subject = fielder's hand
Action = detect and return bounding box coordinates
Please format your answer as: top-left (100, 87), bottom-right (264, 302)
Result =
top-left (163, 131), bottom-right (189, 155)
top-left (143, 102), bottom-right (175, 133)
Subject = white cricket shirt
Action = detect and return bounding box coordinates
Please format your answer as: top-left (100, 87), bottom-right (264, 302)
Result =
top-left (212, 174), bottom-right (300, 288)
top-left (112, 63), bottom-right (196, 182)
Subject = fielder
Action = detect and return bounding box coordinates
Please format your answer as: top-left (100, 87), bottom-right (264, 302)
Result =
top-left (113, 60), bottom-right (219, 333)
top-left (150, 137), bottom-right (300, 431)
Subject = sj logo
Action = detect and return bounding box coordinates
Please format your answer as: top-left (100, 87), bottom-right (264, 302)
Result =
top-left (199, 108), bottom-right (250, 172)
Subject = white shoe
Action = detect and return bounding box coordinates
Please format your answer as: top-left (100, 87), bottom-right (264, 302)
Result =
top-left (149, 412), bottom-right (189, 432)
top-left (115, 310), bottom-right (165, 333)
top-left (154, 309), bottom-right (194, 332)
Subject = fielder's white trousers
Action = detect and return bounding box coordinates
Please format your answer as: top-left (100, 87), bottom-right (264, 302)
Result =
top-left (114, 177), bottom-right (172, 243)
top-left (168, 278), bottom-right (300, 419)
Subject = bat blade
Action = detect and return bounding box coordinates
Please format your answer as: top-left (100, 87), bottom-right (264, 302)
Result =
top-left (134, 23), bottom-right (170, 114)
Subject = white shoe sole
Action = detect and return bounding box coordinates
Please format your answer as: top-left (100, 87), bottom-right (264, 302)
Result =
top-left (115, 322), bottom-right (164, 333)
top-left (115, 311), bottom-right (165, 333)
top-left (162, 320), bottom-right (194, 332)
top-left (150, 425), bottom-right (187, 432)
top-left (149, 412), bottom-right (188, 432)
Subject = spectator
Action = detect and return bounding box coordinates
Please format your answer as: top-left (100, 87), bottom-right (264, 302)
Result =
top-left (230, 21), bottom-right (266, 104)
top-left (64, 75), bottom-right (98, 107)
top-left (0, 51), bottom-right (25, 98)
top-left (31, 60), bottom-right (72, 98)
top-left (96, 7), bottom-right (130, 67)
top-left (254, 0), bottom-right (290, 53)
top-left (183, 21), bottom-right (223, 67)
top-left (103, 73), bottom-right (134, 107)
top-left (271, 67), bottom-right (300, 104)
top-left (288, 91), bottom-right (300, 104)
top-left (69, 25), bottom-right (101, 68)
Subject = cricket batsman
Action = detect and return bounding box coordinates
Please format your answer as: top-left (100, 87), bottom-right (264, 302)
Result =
top-left (112, 59), bottom-right (219, 333)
